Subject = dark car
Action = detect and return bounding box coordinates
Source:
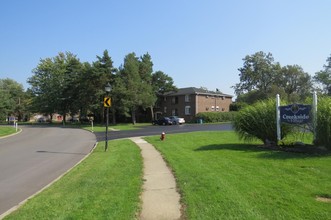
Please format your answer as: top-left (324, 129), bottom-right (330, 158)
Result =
top-left (152, 117), bottom-right (173, 125)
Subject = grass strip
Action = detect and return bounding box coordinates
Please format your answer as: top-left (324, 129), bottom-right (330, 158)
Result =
top-left (0, 126), bottom-right (17, 137)
top-left (4, 140), bottom-right (143, 220)
top-left (145, 131), bottom-right (331, 220)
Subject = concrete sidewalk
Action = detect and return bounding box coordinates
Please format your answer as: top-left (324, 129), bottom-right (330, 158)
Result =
top-left (130, 137), bottom-right (182, 220)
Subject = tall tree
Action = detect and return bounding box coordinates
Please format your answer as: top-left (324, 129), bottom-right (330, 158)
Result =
top-left (115, 52), bottom-right (157, 124)
top-left (152, 71), bottom-right (177, 94)
top-left (279, 65), bottom-right (312, 102)
top-left (86, 50), bottom-right (115, 123)
top-left (116, 53), bottom-right (141, 124)
top-left (139, 53), bottom-right (157, 120)
top-left (314, 54), bottom-right (331, 95)
top-left (233, 51), bottom-right (277, 96)
top-left (0, 78), bottom-right (25, 121)
top-left (28, 52), bottom-right (82, 123)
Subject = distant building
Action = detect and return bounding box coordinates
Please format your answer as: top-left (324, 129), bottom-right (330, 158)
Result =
top-left (154, 87), bottom-right (233, 122)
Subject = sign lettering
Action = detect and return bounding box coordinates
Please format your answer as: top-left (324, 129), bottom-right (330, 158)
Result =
top-left (279, 104), bottom-right (311, 124)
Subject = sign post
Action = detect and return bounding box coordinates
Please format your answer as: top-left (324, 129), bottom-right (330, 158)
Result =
top-left (313, 91), bottom-right (318, 141)
top-left (104, 96), bottom-right (111, 151)
top-left (276, 94), bottom-right (281, 143)
top-left (276, 94), bottom-right (315, 145)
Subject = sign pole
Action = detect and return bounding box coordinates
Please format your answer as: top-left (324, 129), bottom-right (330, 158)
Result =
top-left (313, 91), bottom-right (318, 142)
top-left (276, 94), bottom-right (281, 144)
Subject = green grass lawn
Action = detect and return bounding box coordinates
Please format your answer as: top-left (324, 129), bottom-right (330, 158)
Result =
top-left (4, 130), bottom-right (330, 219)
top-left (4, 140), bottom-right (143, 220)
top-left (145, 131), bottom-right (331, 220)
top-left (0, 126), bottom-right (17, 137)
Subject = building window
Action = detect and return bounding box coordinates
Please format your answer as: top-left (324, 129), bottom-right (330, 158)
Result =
top-left (172, 109), bottom-right (178, 116)
top-left (185, 106), bottom-right (191, 115)
top-left (172, 97), bottom-right (178, 104)
top-left (185, 95), bottom-right (190, 102)
top-left (164, 107), bottom-right (167, 113)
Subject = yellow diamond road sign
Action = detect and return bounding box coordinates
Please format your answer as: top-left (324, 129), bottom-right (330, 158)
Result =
top-left (104, 97), bottom-right (111, 107)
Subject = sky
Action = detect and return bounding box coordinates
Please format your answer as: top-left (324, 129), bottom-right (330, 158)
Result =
top-left (1, 0), bottom-right (330, 97)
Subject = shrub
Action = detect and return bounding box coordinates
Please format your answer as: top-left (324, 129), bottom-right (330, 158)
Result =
top-left (314, 97), bottom-right (331, 149)
top-left (233, 99), bottom-right (292, 145)
top-left (195, 112), bottom-right (236, 123)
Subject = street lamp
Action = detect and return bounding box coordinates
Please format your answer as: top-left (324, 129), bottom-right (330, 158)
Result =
top-left (105, 83), bottom-right (112, 151)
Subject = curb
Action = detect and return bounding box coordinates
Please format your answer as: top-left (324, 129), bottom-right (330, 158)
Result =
top-left (0, 128), bottom-right (22, 139)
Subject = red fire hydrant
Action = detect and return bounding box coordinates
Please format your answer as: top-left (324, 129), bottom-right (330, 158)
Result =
top-left (160, 132), bottom-right (165, 141)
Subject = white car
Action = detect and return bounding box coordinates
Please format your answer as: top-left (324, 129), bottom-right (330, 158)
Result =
top-left (169, 116), bottom-right (185, 125)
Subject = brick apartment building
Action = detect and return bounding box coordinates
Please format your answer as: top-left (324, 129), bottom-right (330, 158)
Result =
top-left (154, 87), bottom-right (233, 122)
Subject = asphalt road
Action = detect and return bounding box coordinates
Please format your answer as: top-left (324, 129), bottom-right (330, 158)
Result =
top-left (94, 123), bottom-right (233, 141)
top-left (0, 126), bottom-right (96, 216)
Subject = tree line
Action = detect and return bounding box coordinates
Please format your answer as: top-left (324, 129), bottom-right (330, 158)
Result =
top-left (1, 51), bottom-right (330, 123)
top-left (232, 51), bottom-right (331, 106)
top-left (1, 50), bottom-right (176, 124)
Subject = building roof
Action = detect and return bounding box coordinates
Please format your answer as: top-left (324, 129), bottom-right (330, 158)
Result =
top-left (165, 87), bottom-right (233, 98)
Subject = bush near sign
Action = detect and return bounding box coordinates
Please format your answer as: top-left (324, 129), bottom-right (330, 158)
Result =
top-left (279, 104), bottom-right (311, 124)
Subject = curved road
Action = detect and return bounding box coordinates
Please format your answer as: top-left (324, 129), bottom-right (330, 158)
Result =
top-left (0, 126), bottom-right (96, 216)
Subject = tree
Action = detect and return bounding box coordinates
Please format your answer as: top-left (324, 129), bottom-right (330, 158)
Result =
top-left (152, 71), bottom-right (177, 95)
top-left (0, 78), bottom-right (25, 122)
top-left (314, 54), bottom-right (331, 95)
top-left (28, 52), bottom-right (83, 123)
top-left (233, 51), bottom-right (277, 96)
top-left (114, 52), bottom-right (157, 124)
top-left (234, 51), bottom-right (313, 104)
top-left (139, 53), bottom-right (157, 120)
top-left (81, 50), bottom-right (115, 123)
top-left (278, 65), bottom-right (312, 102)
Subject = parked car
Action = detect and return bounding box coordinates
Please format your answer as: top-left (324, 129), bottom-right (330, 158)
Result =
top-left (169, 116), bottom-right (185, 125)
top-left (37, 117), bottom-right (47, 123)
top-left (152, 117), bottom-right (173, 125)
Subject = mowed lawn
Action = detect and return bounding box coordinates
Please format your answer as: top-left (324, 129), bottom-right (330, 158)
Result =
top-left (4, 140), bottom-right (143, 220)
top-left (0, 126), bottom-right (17, 137)
top-left (145, 131), bottom-right (331, 220)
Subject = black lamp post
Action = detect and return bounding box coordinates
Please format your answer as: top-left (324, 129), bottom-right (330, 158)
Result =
top-left (105, 83), bottom-right (112, 151)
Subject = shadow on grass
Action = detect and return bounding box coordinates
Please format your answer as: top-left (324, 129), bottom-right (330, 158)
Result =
top-left (195, 144), bottom-right (331, 159)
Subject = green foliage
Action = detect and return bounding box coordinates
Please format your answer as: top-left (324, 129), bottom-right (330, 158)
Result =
top-left (115, 52), bottom-right (157, 124)
top-left (234, 51), bottom-right (313, 104)
top-left (195, 112), bottom-right (236, 123)
top-left (0, 78), bottom-right (26, 121)
top-left (315, 97), bottom-right (331, 149)
top-left (314, 54), bottom-right (331, 95)
top-left (152, 71), bottom-right (177, 94)
top-left (233, 99), bottom-right (291, 144)
top-left (28, 52), bottom-right (85, 122)
top-left (234, 51), bottom-right (276, 95)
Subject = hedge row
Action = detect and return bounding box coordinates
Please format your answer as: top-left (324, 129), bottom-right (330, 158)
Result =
top-left (195, 112), bottom-right (237, 123)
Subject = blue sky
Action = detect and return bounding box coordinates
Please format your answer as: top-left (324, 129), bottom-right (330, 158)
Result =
top-left (1, 0), bottom-right (330, 96)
